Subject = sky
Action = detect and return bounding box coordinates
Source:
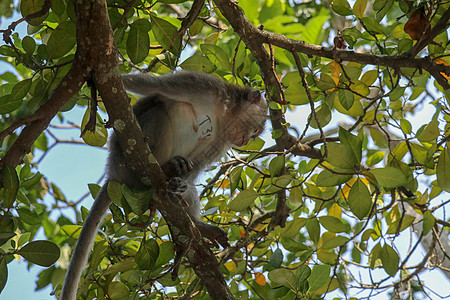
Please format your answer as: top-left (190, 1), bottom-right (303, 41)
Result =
top-left (1, 5), bottom-right (450, 300)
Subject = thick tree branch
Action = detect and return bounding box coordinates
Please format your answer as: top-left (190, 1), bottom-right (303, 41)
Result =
top-left (0, 60), bottom-right (87, 171)
top-left (214, 1), bottom-right (450, 88)
top-left (73, 0), bottom-right (233, 298)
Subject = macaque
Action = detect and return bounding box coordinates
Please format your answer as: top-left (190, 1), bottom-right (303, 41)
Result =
top-left (60, 71), bottom-right (267, 300)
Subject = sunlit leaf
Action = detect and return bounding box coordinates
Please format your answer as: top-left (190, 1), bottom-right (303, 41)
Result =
top-left (380, 244), bottom-right (399, 277)
top-left (436, 148), bottom-right (450, 192)
top-left (308, 264), bottom-right (330, 292)
top-left (348, 178), bottom-right (372, 219)
top-left (369, 167), bottom-right (408, 189)
top-left (228, 189), bottom-right (259, 211)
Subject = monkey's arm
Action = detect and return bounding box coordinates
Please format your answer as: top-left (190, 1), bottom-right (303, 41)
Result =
top-left (60, 185), bottom-right (111, 300)
top-left (121, 73), bottom-right (222, 105)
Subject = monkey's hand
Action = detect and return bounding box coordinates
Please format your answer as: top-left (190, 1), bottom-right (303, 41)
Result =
top-left (194, 221), bottom-right (230, 248)
top-left (162, 156), bottom-right (194, 177)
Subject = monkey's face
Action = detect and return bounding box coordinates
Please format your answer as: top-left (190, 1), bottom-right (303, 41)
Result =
top-left (226, 90), bottom-right (267, 147)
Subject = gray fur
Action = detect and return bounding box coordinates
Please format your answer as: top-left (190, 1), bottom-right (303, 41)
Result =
top-left (60, 71), bottom-right (267, 300)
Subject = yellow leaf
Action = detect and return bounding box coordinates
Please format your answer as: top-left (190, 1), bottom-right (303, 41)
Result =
top-left (218, 178), bottom-right (230, 189)
top-left (248, 243), bottom-right (254, 251)
top-left (330, 60), bottom-right (341, 83)
top-left (435, 58), bottom-right (450, 80)
top-left (224, 261), bottom-right (237, 273)
top-left (328, 203), bottom-right (342, 218)
top-left (255, 272), bottom-right (266, 286)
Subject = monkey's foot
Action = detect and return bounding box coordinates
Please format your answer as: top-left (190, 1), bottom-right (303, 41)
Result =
top-left (162, 156), bottom-right (194, 177)
top-left (195, 222), bottom-right (230, 248)
top-left (167, 177), bottom-right (188, 194)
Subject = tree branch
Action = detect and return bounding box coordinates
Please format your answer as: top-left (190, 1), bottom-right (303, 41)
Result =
top-left (214, 1), bottom-right (450, 89)
top-left (73, 0), bottom-right (233, 298)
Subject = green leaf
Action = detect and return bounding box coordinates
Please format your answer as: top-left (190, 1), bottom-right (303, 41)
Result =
top-left (284, 84), bottom-right (309, 105)
top-left (348, 178), bottom-right (372, 219)
top-left (108, 281), bottom-right (130, 299)
top-left (180, 51), bottom-right (216, 73)
top-left (303, 15), bottom-right (328, 45)
top-left (353, 0), bottom-right (367, 19)
top-left (400, 119), bottom-right (412, 134)
top-left (321, 235), bottom-right (350, 249)
top-left (331, 0), bottom-right (353, 16)
top-left (268, 268), bottom-right (296, 289)
top-left (436, 148), bottom-right (450, 192)
top-left (150, 15), bottom-right (180, 56)
top-left (228, 189), bottom-right (259, 212)
top-left (22, 36), bottom-right (36, 54)
top-left (269, 248), bottom-right (283, 268)
top-left (18, 241), bottom-right (60, 267)
top-left (200, 44), bottom-right (232, 70)
top-left (135, 239), bottom-right (159, 270)
top-left (338, 89), bottom-right (354, 110)
top-left (339, 127), bottom-right (362, 162)
top-left (16, 208), bottom-right (41, 225)
top-left (362, 17), bottom-right (384, 34)
top-left (316, 73), bottom-right (336, 91)
top-left (310, 103), bottom-right (331, 129)
top-left (380, 244), bottom-right (399, 277)
top-left (324, 142), bottom-right (357, 170)
top-left (349, 80), bottom-right (370, 97)
top-left (296, 265), bottom-right (311, 283)
top-left (417, 120), bottom-right (440, 143)
top-left (0, 94), bottom-right (22, 114)
top-left (306, 218), bottom-right (320, 244)
top-left (20, 0), bottom-right (49, 25)
top-left (280, 218), bottom-right (307, 238)
top-left (319, 216), bottom-right (348, 233)
top-left (410, 143), bottom-right (434, 169)
top-left (47, 21), bottom-right (76, 59)
top-left (107, 181), bottom-right (123, 206)
top-left (422, 210), bottom-right (435, 236)
top-left (2, 165), bottom-right (19, 208)
top-left (88, 183), bottom-right (101, 199)
top-left (11, 78), bottom-right (32, 101)
top-left (155, 242), bottom-right (174, 268)
top-left (373, 0), bottom-right (387, 11)
top-left (122, 185), bottom-right (153, 216)
top-left (81, 108), bottom-right (108, 147)
top-left (296, 265), bottom-right (311, 292)
top-left (61, 225), bottom-right (83, 239)
top-left (308, 264), bottom-right (330, 292)
top-left (0, 257), bottom-right (7, 294)
top-left (369, 167), bottom-right (408, 189)
top-left (269, 156), bottom-right (285, 177)
top-left (0, 233), bottom-right (16, 247)
top-left (127, 19), bottom-right (151, 64)
top-left (316, 169), bottom-right (352, 187)
top-left (360, 70), bottom-right (378, 86)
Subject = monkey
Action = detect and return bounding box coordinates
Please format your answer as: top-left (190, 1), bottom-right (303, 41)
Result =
top-left (60, 71), bottom-right (267, 300)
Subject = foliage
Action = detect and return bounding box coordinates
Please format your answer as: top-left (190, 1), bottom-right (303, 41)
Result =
top-left (0, 0), bottom-right (449, 299)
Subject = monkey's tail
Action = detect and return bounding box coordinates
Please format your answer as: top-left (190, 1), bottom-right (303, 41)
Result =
top-left (60, 184), bottom-right (111, 300)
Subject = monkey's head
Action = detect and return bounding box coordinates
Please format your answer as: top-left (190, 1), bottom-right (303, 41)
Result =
top-left (225, 89), bottom-right (267, 147)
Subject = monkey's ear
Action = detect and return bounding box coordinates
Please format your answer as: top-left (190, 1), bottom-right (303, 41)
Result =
top-left (248, 90), bottom-right (262, 103)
